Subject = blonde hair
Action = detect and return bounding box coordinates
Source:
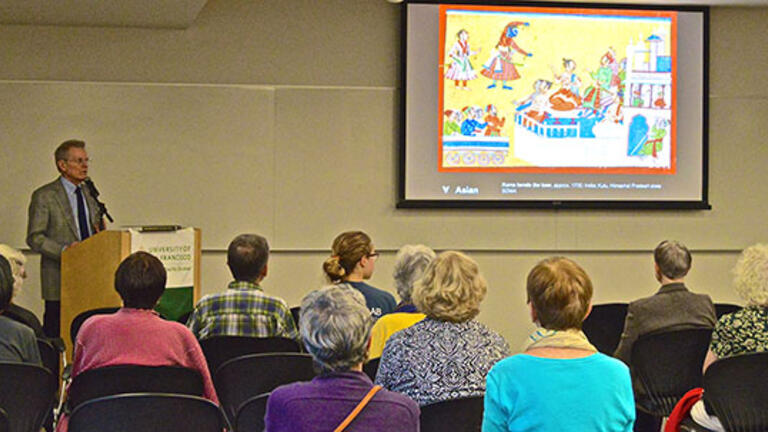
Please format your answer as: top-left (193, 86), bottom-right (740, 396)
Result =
top-left (526, 257), bottom-right (593, 330)
top-left (733, 244), bottom-right (768, 306)
top-left (323, 231), bottom-right (373, 282)
top-left (0, 244), bottom-right (26, 278)
top-left (412, 251), bottom-right (486, 322)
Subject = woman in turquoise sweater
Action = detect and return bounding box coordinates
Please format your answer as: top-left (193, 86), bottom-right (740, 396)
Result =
top-left (482, 257), bottom-right (635, 432)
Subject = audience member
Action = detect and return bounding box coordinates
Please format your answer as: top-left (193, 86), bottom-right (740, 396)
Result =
top-left (483, 257), bottom-right (635, 431)
top-left (323, 231), bottom-right (396, 319)
top-left (689, 244), bottom-right (768, 431)
top-left (187, 234), bottom-right (298, 341)
top-left (0, 255), bottom-right (41, 364)
top-left (375, 251), bottom-right (509, 405)
top-left (0, 244), bottom-right (45, 337)
top-left (368, 244), bottom-right (434, 359)
top-left (57, 252), bottom-right (217, 432)
top-left (614, 241), bottom-right (715, 432)
top-left (265, 285), bottom-right (420, 431)
top-left (615, 240), bottom-right (716, 364)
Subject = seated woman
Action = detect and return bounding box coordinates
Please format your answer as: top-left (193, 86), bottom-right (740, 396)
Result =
top-left (265, 285), bottom-right (419, 431)
top-left (0, 255), bottom-right (41, 364)
top-left (323, 231), bottom-right (396, 320)
top-left (482, 257), bottom-right (635, 432)
top-left (57, 252), bottom-right (217, 432)
top-left (368, 244), bottom-right (435, 359)
top-left (375, 251), bottom-right (509, 406)
top-left (0, 244), bottom-right (45, 337)
top-left (689, 244), bottom-right (768, 431)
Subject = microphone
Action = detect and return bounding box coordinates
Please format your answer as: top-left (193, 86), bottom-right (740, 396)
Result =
top-left (84, 177), bottom-right (114, 223)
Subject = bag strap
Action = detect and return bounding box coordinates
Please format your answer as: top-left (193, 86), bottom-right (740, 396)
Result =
top-left (333, 385), bottom-right (383, 432)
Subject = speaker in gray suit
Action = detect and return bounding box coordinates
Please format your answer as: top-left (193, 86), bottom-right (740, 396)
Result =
top-left (26, 139), bottom-right (104, 337)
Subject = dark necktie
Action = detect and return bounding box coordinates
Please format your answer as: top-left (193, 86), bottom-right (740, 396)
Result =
top-left (75, 186), bottom-right (91, 241)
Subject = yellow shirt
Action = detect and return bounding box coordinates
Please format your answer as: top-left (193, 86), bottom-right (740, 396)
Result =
top-left (368, 312), bottom-right (426, 359)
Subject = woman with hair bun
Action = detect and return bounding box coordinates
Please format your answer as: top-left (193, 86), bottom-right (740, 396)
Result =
top-left (323, 231), bottom-right (396, 320)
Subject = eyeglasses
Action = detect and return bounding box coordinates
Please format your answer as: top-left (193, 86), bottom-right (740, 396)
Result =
top-left (66, 158), bottom-right (90, 165)
top-left (367, 252), bottom-right (380, 259)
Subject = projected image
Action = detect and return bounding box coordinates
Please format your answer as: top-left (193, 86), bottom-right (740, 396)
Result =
top-left (438, 6), bottom-right (677, 174)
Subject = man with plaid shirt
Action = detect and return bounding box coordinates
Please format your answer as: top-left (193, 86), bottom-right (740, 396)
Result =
top-left (187, 234), bottom-right (299, 341)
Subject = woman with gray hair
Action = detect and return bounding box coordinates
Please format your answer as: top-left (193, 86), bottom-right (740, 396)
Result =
top-left (368, 245), bottom-right (435, 359)
top-left (375, 251), bottom-right (510, 406)
top-left (265, 285), bottom-right (419, 431)
top-left (0, 244), bottom-right (45, 337)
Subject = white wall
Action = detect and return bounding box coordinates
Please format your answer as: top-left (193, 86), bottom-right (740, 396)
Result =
top-left (3, 1), bottom-right (767, 351)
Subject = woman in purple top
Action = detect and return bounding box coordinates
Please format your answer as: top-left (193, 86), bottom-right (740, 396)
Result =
top-left (265, 285), bottom-right (419, 432)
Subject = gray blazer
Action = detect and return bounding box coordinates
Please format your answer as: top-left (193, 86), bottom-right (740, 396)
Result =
top-left (614, 282), bottom-right (716, 365)
top-left (26, 177), bottom-right (102, 301)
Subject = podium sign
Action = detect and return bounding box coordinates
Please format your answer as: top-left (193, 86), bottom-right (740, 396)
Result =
top-left (129, 227), bottom-right (197, 321)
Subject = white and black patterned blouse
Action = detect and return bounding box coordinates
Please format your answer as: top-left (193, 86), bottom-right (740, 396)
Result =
top-left (710, 306), bottom-right (768, 358)
top-left (374, 317), bottom-right (510, 406)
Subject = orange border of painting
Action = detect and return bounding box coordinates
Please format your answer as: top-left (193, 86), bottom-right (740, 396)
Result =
top-left (437, 4), bottom-right (678, 175)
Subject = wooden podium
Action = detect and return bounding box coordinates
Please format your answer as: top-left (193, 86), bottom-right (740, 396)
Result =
top-left (60, 229), bottom-right (201, 361)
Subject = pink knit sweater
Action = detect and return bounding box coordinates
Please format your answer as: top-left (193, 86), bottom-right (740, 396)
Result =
top-left (57, 308), bottom-right (218, 431)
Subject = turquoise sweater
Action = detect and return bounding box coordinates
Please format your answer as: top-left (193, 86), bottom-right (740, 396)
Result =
top-left (482, 353), bottom-right (635, 432)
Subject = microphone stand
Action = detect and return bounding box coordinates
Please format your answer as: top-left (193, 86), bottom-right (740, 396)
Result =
top-left (84, 177), bottom-right (114, 225)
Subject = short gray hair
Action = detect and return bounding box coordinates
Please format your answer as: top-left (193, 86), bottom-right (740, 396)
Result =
top-left (654, 240), bottom-right (691, 279)
top-left (299, 284), bottom-right (373, 373)
top-left (393, 244), bottom-right (436, 303)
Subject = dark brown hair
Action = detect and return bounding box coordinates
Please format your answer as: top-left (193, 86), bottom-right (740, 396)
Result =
top-left (227, 234), bottom-right (269, 282)
top-left (115, 252), bottom-right (167, 309)
top-left (0, 256), bottom-right (13, 312)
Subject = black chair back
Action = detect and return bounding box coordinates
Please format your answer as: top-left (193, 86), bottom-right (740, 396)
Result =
top-left (363, 357), bottom-right (380, 381)
top-left (69, 307), bottom-right (120, 345)
top-left (69, 393), bottom-right (224, 432)
top-left (581, 303), bottom-right (628, 355)
top-left (235, 392), bottom-right (270, 432)
top-left (66, 365), bottom-right (203, 412)
top-left (290, 306), bottom-right (301, 330)
top-left (631, 327), bottom-right (712, 416)
top-left (714, 303), bottom-right (741, 319)
top-left (703, 352), bottom-right (768, 432)
top-left (0, 407), bottom-right (9, 432)
top-left (215, 353), bottom-right (315, 424)
top-left (37, 338), bottom-right (60, 380)
top-left (420, 396), bottom-right (484, 432)
top-left (201, 336), bottom-right (301, 378)
top-left (0, 363), bottom-right (57, 432)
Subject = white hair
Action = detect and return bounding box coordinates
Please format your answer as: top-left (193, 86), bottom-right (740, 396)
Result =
top-left (0, 244), bottom-right (26, 297)
top-left (733, 244), bottom-right (768, 306)
top-left (299, 284), bottom-right (373, 373)
top-left (392, 244), bottom-right (436, 303)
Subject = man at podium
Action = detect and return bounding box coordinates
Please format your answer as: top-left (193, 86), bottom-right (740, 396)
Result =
top-left (26, 139), bottom-right (103, 337)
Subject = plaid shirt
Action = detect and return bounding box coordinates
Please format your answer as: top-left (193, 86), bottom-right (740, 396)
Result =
top-left (187, 281), bottom-right (299, 341)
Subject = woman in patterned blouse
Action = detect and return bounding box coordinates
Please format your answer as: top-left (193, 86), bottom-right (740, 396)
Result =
top-left (691, 244), bottom-right (768, 430)
top-left (375, 251), bottom-right (509, 406)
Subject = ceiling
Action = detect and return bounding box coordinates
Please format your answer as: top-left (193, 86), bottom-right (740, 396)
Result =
top-left (0, 0), bottom-right (209, 29)
top-left (0, 0), bottom-right (767, 29)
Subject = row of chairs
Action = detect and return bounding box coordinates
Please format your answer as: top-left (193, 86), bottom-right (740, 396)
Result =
top-left (581, 302), bottom-right (741, 356)
top-left (0, 358), bottom-right (484, 432)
